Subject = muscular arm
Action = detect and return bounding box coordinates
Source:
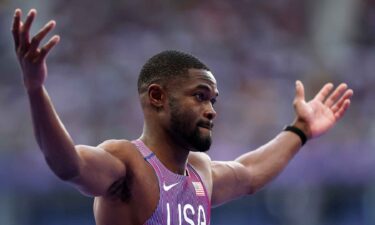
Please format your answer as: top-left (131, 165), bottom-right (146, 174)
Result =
top-left (13, 9), bottom-right (125, 196)
top-left (211, 130), bottom-right (301, 206)
top-left (28, 87), bottom-right (125, 196)
top-left (28, 86), bottom-right (80, 180)
top-left (211, 81), bottom-right (353, 207)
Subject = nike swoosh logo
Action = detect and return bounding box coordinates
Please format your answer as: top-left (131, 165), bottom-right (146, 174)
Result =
top-left (163, 182), bottom-right (179, 191)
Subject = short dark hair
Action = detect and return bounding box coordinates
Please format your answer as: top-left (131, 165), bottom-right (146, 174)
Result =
top-left (137, 50), bottom-right (210, 93)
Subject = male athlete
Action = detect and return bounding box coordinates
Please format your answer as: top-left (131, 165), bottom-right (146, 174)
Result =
top-left (12, 9), bottom-right (353, 225)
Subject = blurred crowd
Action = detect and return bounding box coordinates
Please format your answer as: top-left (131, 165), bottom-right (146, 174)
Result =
top-left (0, 0), bottom-right (375, 224)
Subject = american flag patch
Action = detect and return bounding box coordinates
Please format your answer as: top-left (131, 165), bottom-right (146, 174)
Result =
top-left (192, 182), bottom-right (205, 196)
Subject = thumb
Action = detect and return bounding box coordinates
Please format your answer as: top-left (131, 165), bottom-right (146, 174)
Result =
top-left (293, 80), bottom-right (307, 118)
top-left (294, 80), bottom-right (305, 103)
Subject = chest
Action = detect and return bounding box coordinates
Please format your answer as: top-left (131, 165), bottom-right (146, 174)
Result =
top-left (158, 178), bottom-right (210, 225)
top-left (142, 158), bottom-right (210, 225)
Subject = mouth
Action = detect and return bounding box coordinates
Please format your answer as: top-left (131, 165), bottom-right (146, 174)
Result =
top-left (198, 121), bottom-right (214, 130)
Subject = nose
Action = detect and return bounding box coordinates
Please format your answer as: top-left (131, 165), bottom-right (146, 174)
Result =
top-left (204, 105), bottom-right (217, 121)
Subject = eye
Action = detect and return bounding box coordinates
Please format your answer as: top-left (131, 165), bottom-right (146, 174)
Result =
top-left (194, 92), bottom-right (206, 102)
top-left (194, 92), bottom-right (216, 105)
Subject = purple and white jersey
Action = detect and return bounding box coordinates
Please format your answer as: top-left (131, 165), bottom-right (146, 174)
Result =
top-left (132, 140), bottom-right (211, 225)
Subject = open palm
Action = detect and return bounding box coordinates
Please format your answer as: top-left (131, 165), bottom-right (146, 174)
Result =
top-left (12, 9), bottom-right (59, 91)
top-left (293, 81), bottom-right (353, 138)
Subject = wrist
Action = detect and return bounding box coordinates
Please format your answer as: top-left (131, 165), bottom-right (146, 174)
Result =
top-left (23, 76), bottom-right (45, 94)
top-left (283, 125), bottom-right (308, 146)
top-left (284, 119), bottom-right (311, 146)
top-left (26, 85), bottom-right (44, 96)
top-left (25, 80), bottom-right (44, 93)
top-left (290, 120), bottom-right (311, 139)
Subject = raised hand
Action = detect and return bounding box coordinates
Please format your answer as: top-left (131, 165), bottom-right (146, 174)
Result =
top-left (12, 9), bottom-right (60, 91)
top-left (293, 81), bottom-right (353, 139)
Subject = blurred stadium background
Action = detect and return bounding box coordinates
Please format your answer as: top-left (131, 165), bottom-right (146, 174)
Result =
top-left (1, 0), bottom-right (375, 224)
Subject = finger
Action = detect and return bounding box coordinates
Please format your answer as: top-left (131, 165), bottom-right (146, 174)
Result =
top-left (39, 35), bottom-right (60, 60)
top-left (293, 81), bottom-right (307, 116)
top-left (334, 99), bottom-right (351, 120)
top-left (331, 89), bottom-right (353, 113)
top-left (324, 83), bottom-right (348, 107)
top-left (294, 80), bottom-right (305, 103)
top-left (313, 83), bottom-right (334, 102)
top-left (27, 20), bottom-right (56, 56)
top-left (20, 9), bottom-right (37, 51)
top-left (11, 9), bottom-right (22, 49)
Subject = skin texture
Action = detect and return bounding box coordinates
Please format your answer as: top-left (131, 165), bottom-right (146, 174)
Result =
top-left (12, 8), bottom-right (354, 225)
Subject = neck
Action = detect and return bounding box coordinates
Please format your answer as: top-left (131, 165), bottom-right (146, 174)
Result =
top-left (140, 124), bottom-right (190, 175)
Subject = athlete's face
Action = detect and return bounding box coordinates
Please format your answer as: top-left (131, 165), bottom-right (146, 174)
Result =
top-left (167, 69), bottom-right (218, 152)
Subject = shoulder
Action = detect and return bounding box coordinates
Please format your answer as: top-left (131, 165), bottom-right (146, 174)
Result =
top-left (188, 152), bottom-right (212, 168)
top-left (98, 139), bottom-right (135, 153)
top-left (97, 139), bottom-right (141, 164)
top-left (188, 152), bottom-right (213, 197)
top-left (188, 152), bottom-right (212, 180)
top-left (98, 139), bottom-right (133, 149)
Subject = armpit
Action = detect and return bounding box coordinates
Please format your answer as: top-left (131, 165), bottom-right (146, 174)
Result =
top-left (107, 170), bottom-right (133, 202)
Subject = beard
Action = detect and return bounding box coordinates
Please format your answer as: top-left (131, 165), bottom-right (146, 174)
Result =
top-left (169, 98), bottom-right (212, 152)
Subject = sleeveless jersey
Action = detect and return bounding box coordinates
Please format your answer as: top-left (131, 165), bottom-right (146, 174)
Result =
top-left (132, 139), bottom-right (211, 225)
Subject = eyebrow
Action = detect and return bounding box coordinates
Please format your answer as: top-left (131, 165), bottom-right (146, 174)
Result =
top-left (195, 84), bottom-right (219, 97)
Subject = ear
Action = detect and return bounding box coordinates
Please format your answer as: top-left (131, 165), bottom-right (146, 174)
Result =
top-left (148, 84), bottom-right (166, 109)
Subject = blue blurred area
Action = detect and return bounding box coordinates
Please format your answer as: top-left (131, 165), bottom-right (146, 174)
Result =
top-left (1, 0), bottom-right (375, 224)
